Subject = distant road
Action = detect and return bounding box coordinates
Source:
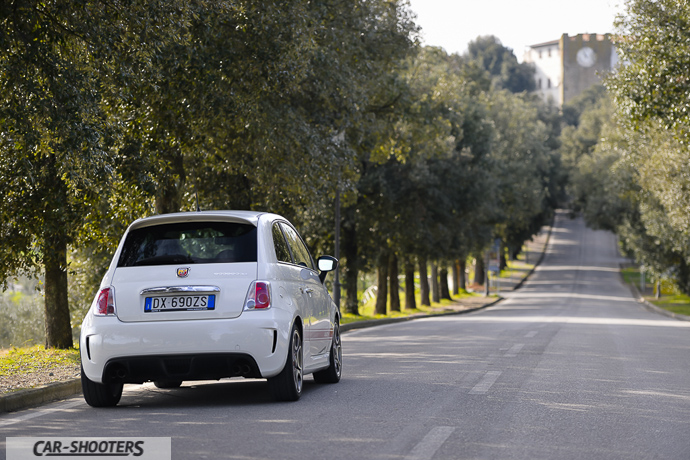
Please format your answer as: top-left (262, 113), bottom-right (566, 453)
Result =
top-left (3, 212), bottom-right (690, 459)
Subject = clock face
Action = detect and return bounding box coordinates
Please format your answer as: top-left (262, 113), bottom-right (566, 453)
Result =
top-left (576, 47), bottom-right (597, 67)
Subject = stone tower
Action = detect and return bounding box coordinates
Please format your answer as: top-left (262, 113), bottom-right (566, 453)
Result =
top-left (524, 33), bottom-right (617, 107)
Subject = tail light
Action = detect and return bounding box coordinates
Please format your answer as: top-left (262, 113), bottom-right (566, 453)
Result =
top-left (244, 281), bottom-right (271, 311)
top-left (94, 287), bottom-right (116, 316)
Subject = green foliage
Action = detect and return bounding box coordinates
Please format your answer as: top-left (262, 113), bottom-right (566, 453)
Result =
top-left (0, 284), bottom-right (44, 349)
top-left (0, 0), bottom-right (212, 347)
top-left (571, 92), bottom-right (690, 294)
top-left (576, 0), bottom-right (690, 295)
top-left (561, 85), bottom-right (609, 127)
top-left (486, 90), bottom-right (555, 251)
top-left (610, 0), bottom-right (690, 142)
top-left (560, 86), bottom-right (612, 170)
top-left (465, 36), bottom-right (536, 93)
top-left (621, 266), bottom-right (690, 316)
top-left (0, 1), bottom-right (559, 327)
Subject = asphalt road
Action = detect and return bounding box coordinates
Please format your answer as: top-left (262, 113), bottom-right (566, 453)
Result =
top-left (3, 213), bottom-right (690, 459)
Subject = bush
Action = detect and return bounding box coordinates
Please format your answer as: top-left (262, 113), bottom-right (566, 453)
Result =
top-left (0, 279), bottom-right (45, 348)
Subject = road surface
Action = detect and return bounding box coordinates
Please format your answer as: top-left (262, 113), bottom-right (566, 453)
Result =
top-left (3, 213), bottom-right (690, 459)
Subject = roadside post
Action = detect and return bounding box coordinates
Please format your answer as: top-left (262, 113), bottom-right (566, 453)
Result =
top-left (488, 239), bottom-right (501, 295)
top-left (484, 251), bottom-right (490, 296)
top-left (640, 265), bottom-right (645, 294)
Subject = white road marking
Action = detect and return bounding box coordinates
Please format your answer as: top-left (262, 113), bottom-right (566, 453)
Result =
top-left (404, 426), bottom-right (456, 460)
top-left (525, 331), bottom-right (538, 338)
top-left (505, 343), bottom-right (524, 357)
top-left (469, 371), bottom-right (502, 394)
top-left (0, 398), bottom-right (83, 428)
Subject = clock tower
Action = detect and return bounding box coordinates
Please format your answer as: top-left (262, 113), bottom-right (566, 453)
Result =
top-left (524, 33), bottom-right (617, 107)
top-left (561, 33), bottom-right (616, 105)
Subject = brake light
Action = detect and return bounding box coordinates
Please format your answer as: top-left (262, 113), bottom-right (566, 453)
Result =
top-left (244, 281), bottom-right (271, 310)
top-left (94, 287), bottom-right (116, 316)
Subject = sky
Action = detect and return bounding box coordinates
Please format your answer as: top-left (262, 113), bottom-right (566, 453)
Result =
top-left (406, 0), bottom-right (624, 61)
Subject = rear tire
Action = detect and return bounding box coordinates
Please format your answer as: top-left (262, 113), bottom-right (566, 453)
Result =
top-left (81, 366), bottom-right (123, 407)
top-left (268, 324), bottom-right (303, 401)
top-left (154, 380), bottom-right (183, 389)
top-left (313, 319), bottom-right (342, 384)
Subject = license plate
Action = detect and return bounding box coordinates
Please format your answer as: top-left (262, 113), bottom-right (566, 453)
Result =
top-left (144, 295), bottom-right (216, 312)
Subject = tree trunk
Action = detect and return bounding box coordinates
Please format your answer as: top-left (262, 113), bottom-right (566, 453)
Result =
top-left (440, 266), bottom-right (451, 300)
top-left (419, 256), bottom-right (430, 306)
top-left (474, 253), bottom-right (485, 286)
top-left (452, 260), bottom-right (460, 295)
top-left (343, 214), bottom-right (359, 315)
top-left (43, 186), bottom-right (73, 349)
top-left (431, 263), bottom-right (440, 303)
top-left (404, 258), bottom-right (416, 310)
top-left (499, 242), bottom-right (507, 272)
top-left (458, 258), bottom-right (467, 292)
top-left (389, 253), bottom-right (400, 312)
top-left (375, 253), bottom-right (389, 315)
top-left (677, 258), bottom-right (690, 296)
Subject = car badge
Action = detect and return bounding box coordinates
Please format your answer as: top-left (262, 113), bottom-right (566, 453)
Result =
top-left (176, 267), bottom-right (190, 278)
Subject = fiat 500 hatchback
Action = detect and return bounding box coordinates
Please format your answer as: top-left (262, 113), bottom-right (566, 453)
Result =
top-left (79, 211), bottom-right (341, 406)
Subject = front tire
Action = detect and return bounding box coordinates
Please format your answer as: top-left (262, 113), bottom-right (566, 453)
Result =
top-left (81, 366), bottom-right (123, 407)
top-left (268, 324), bottom-right (303, 401)
top-left (313, 319), bottom-right (342, 384)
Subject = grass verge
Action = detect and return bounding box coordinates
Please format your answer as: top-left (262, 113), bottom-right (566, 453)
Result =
top-left (621, 266), bottom-right (690, 316)
top-left (0, 345), bottom-right (80, 378)
top-left (341, 290), bottom-right (494, 325)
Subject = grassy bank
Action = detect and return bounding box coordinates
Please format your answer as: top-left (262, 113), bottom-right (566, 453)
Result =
top-left (341, 290), bottom-right (484, 325)
top-left (621, 266), bottom-right (690, 316)
top-left (0, 346), bottom-right (79, 376)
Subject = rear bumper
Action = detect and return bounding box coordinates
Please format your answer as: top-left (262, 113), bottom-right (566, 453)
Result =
top-left (101, 353), bottom-right (261, 384)
top-left (80, 309), bottom-right (293, 384)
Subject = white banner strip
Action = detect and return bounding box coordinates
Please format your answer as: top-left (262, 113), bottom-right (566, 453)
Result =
top-left (6, 437), bottom-right (171, 460)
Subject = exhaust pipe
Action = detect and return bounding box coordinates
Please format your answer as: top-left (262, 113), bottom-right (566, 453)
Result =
top-left (107, 364), bottom-right (128, 381)
top-left (232, 362), bottom-right (252, 376)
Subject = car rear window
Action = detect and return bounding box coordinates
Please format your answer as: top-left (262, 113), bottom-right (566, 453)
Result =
top-left (117, 221), bottom-right (257, 267)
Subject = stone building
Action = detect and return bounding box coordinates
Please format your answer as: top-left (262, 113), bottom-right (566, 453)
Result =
top-left (524, 33), bottom-right (618, 107)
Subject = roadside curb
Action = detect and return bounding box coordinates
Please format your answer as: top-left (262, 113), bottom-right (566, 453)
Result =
top-left (512, 223), bottom-right (552, 292)
top-left (626, 277), bottom-right (690, 322)
top-left (0, 379), bottom-right (81, 413)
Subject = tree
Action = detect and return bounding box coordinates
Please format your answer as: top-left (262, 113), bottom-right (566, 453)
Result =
top-left (60, 0), bottom-right (417, 320)
top-left (465, 36), bottom-right (535, 93)
top-left (596, 0), bottom-right (690, 294)
top-left (0, 1), bottom-right (231, 348)
top-left (485, 90), bottom-right (554, 255)
top-left (569, 92), bottom-right (690, 294)
top-left (610, 0), bottom-right (690, 142)
top-left (0, 1), bottom-right (119, 348)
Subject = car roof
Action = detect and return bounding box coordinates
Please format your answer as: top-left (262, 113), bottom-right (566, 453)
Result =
top-left (127, 210), bottom-right (277, 230)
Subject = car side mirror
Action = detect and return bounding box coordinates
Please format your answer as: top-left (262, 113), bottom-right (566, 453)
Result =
top-left (317, 256), bottom-right (338, 283)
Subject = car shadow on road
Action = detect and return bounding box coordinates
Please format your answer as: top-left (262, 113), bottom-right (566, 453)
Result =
top-left (115, 378), bottom-right (334, 409)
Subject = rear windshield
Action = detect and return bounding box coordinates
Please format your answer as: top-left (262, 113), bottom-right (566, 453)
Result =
top-left (117, 221), bottom-right (257, 267)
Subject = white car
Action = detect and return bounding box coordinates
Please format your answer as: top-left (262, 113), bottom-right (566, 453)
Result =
top-left (79, 211), bottom-right (341, 406)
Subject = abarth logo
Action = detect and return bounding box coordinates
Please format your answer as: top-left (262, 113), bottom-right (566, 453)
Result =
top-left (176, 267), bottom-right (190, 278)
